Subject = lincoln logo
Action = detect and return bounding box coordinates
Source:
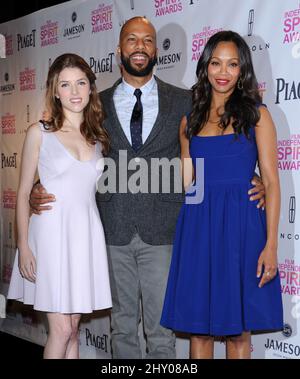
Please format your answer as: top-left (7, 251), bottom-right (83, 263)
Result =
top-left (248, 9), bottom-right (254, 36)
top-left (289, 196), bottom-right (296, 223)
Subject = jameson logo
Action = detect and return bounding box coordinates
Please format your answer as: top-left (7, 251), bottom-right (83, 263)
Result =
top-left (275, 78), bottom-right (300, 103)
top-left (158, 52), bottom-right (181, 66)
top-left (90, 53), bottom-right (114, 74)
top-left (63, 12), bottom-right (85, 39)
top-left (63, 24), bottom-right (84, 37)
top-left (17, 29), bottom-right (36, 51)
top-left (0, 73), bottom-right (15, 93)
top-left (157, 38), bottom-right (182, 69)
top-left (265, 339), bottom-right (300, 357)
top-left (85, 329), bottom-right (108, 352)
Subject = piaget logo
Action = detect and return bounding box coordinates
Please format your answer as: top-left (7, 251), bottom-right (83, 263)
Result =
top-left (1, 153), bottom-right (17, 169)
top-left (89, 53), bottom-right (114, 74)
top-left (275, 78), bottom-right (300, 104)
top-left (17, 29), bottom-right (36, 51)
top-left (85, 328), bottom-right (109, 352)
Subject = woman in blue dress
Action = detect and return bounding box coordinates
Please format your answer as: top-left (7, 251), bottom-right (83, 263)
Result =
top-left (160, 31), bottom-right (283, 359)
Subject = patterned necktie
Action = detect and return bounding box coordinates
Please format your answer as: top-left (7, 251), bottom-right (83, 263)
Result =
top-left (130, 88), bottom-right (143, 152)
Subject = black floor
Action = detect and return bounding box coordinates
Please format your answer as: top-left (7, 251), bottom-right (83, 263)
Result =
top-left (0, 331), bottom-right (43, 358)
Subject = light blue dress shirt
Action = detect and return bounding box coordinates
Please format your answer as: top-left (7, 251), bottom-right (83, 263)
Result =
top-left (113, 76), bottom-right (159, 145)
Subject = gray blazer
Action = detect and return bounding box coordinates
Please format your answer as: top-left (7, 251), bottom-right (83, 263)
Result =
top-left (96, 76), bottom-right (192, 246)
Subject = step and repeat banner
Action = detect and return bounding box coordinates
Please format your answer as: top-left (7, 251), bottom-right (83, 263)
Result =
top-left (0, 0), bottom-right (299, 359)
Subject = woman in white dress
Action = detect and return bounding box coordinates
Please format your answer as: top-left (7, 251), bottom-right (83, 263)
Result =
top-left (8, 53), bottom-right (112, 359)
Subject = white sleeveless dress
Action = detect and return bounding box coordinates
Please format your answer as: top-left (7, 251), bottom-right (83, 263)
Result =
top-left (8, 123), bottom-right (112, 313)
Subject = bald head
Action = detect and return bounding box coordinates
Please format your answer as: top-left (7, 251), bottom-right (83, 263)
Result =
top-left (117, 16), bottom-right (158, 80)
top-left (119, 17), bottom-right (156, 43)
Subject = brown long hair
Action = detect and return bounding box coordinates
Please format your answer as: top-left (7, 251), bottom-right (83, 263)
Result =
top-left (44, 53), bottom-right (109, 155)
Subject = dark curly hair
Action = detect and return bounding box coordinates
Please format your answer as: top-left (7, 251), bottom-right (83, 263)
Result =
top-left (188, 30), bottom-right (262, 140)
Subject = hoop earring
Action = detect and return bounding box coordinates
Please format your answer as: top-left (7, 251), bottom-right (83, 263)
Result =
top-left (237, 78), bottom-right (243, 90)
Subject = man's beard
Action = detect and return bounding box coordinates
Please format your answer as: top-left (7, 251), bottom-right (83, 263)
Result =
top-left (120, 52), bottom-right (157, 77)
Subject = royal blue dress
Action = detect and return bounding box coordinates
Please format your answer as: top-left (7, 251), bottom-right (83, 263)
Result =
top-left (161, 126), bottom-right (283, 336)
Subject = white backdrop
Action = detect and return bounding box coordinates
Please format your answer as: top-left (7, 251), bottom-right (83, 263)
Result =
top-left (0, 0), bottom-right (299, 359)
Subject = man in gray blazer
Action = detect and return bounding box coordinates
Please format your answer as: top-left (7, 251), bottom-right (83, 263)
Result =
top-left (95, 17), bottom-right (192, 358)
top-left (30, 17), bottom-right (265, 358)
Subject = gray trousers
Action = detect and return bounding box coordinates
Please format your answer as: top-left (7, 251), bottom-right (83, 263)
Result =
top-left (106, 233), bottom-right (176, 359)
